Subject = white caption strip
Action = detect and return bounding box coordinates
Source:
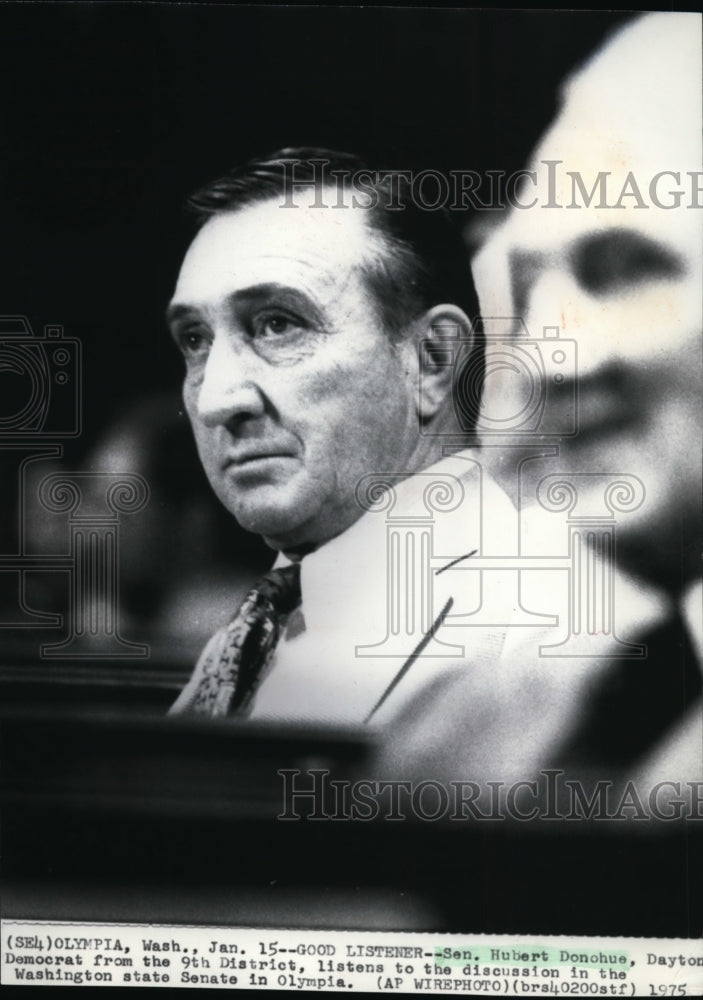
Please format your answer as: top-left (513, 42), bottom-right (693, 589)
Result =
top-left (2, 922), bottom-right (702, 995)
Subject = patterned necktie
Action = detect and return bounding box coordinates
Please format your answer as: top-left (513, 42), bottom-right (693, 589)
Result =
top-left (180, 563), bottom-right (302, 718)
top-left (560, 612), bottom-right (702, 770)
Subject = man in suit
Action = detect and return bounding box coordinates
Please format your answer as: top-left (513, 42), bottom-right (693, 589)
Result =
top-left (383, 12), bottom-right (701, 799)
top-left (167, 149), bottom-right (515, 726)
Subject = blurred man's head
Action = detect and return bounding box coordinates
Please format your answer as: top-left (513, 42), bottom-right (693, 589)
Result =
top-left (167, 149), bottom-right (480, 553)
top-left (474, 13), bottom-right (702, 592)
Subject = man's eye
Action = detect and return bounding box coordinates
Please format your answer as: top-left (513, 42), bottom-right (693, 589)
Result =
top-left (254, 313), bottom-right (301, 338)
top-left (177, 329), bottom-right (210, 358)
top-left (571, 230), bottom-right (683, 295)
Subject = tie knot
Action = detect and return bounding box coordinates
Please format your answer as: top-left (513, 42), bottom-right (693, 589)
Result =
top-left (257, 563), bottom-right (302, 614)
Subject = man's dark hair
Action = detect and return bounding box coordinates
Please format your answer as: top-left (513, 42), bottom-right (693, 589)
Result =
top-left (186, 147), bottom-right (484, 430)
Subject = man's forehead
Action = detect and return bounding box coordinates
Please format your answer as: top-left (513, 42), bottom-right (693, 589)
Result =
top-left (501, 12), bottom-right (701, 254)
top-left (555, 13), bottom-right (701, 160)
top-left (472, 13), bottom-right (702, 324)
top-left (173, 193), bottom-right (378, 305)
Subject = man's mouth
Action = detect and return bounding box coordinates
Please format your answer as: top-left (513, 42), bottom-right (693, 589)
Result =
top-left (568, 373), bottom-right (641, 443)
top-left (222, 449), bottom-right (294, 470)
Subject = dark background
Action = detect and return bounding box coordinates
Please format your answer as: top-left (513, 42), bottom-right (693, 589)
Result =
top-left (0, 4), bottom-right (636, 671)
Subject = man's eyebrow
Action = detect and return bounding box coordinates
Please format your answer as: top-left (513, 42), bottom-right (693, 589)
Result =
top-left (165, 302), bottom-right (198, 327)
top-left (166, 284), bottom-right (322, 329)
top-left (227, 283), bottom-right (321, 312)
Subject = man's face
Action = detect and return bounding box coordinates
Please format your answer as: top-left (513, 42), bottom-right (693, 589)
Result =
top-left (168, 194), bottom-right (422, 551)
top-left (476, 15), bottom-right (702, 586)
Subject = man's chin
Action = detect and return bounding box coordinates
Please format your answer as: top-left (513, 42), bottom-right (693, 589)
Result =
top-left (227, 498), bottom-right (313, 551)
top-left (226, 494), bottom-right (354, 554)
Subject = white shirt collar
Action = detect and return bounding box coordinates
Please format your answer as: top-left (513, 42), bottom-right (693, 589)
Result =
top-left (273, 448), bottom-right (484, 635)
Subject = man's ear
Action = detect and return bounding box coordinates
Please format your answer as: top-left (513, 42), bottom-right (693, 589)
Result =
top-left (414, 304), bottom-right (473, 421)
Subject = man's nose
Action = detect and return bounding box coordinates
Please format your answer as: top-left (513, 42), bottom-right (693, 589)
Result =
top-left (195, 334), bottom-right (266, 427)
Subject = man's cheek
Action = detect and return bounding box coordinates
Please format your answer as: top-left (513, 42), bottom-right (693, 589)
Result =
top-left (292, 348), bottom-right (376, 403)
top-left (182, 381), bottom-right (201, 423)
top-left (190, 426), bottom-right (218, 483)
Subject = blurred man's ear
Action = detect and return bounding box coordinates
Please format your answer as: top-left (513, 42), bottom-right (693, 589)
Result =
top-left (415, 304), bottom-right (473, 421)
